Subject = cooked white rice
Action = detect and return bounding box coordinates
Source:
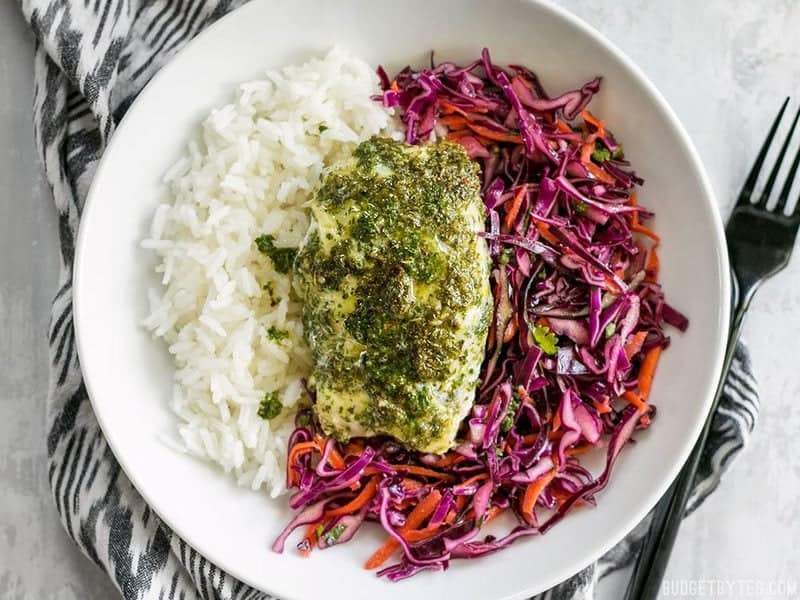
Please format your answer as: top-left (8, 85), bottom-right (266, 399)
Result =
top-left (142, 48), bottom-right (402, 497)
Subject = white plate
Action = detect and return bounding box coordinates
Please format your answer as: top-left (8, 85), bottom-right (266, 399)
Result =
top-left (73, 1), bottom-right (730, 598)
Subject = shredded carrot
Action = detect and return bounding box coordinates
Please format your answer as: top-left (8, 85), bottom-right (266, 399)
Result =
top-left (622, 390), bottom-right (648, 412)
top-left (427, 453), bottom-right (465, 468)
top-left (551, 487), bottom-right (588, 509)
top-left (401, 525), bottom-right (442, 543)
top-left (580, 142), bottom-right (593, 164)
top-left (555, 119), bottom-right (572, 133)
top-left (536, 222), bottom-right (560, 246)
top-left (364, 464), bottom-right (451, 480)
top-left (364, 540), bottom-right (398, 571)
top-left (624, 331), bottom-right (648, 359)
top-left (552, 410), bottom-right (562, 432)
top-left (645, 244), bottom-right (660, 282)
top-left (632, 223), bottom-right (660, 242)
top-left (628, 192), bottom-right (640, 228)
top-left (504, 186), bottom-right (527, 231)
top-left (459, 472), bottom-right (489, 489)
top-left (438, 114), bottom-right (468, 129)
top-left (638, 346), bottom-right (662, 400)
top-left (299, 522), bottom-right (322, 557)
top-left (445, 128), bottom-right (473, 141)
top-left (585, 162), bottom-right (616, 184)
top-left (503, 313), bottom-right (519, 343)
top-left (438, 99), bottom-right (488, 116)
top-left (520, 468), bottom-right (557, 524)
top-left (483, 505), bottom-right (504, 523)
top-left (287, 440), bottom-right (321, 484)
top-left (392, 465), bottom-right (453, 480)
top-left (465, 122), bottom-right (522, 143)
top-left (389, 80), bottom-right (399, 92)
top-left (593, 399), bottom-right (613, 414)
top-left (364, 490), bottom-right (443, 570)
top-left (640, 413), bottom-right (652, 427)
top-left (565, 443), bottom-right (593, 457)
top-left (581, 110), bottom-right (606, 136)
top-left (326, 477), bottom-right (379, 518)
top-left (400, 478), bottom-right (425, 492)
top-left (439, 101), bottom-right (462, 115)
top-left (320, 441), bottom-right (346, 470)
top-left (487, 315), bottom-right (497, 352)
top-left (344, 439), bottom-right (365, 457)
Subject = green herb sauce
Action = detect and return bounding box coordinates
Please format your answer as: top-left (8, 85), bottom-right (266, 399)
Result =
top-left (295, 137), bottom-right (492, 453)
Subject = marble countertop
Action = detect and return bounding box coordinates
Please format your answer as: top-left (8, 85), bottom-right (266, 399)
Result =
top-left (2, 1), bottom-right (799, 598)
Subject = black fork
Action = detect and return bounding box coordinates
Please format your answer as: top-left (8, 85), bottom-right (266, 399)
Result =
top-left (625, 98), bottom-right (800, 600)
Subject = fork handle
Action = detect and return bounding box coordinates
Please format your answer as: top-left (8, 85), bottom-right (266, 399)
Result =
top-left (624, 269), bottom-right (756, 600)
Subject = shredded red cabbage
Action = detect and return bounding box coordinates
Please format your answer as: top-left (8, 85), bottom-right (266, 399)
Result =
top-left (273, 49), bottom-right (689, 580)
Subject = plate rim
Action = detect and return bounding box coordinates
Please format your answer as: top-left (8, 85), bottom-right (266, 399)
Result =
top-left (73, 0), bottom-right (731, 597)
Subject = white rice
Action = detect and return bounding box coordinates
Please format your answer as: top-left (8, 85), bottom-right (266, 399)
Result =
top-left (142, 48), bottom-right (402, 497)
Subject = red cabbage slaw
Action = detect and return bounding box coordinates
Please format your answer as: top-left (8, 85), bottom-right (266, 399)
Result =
top-left (272, 49), bottom-right (688, 581)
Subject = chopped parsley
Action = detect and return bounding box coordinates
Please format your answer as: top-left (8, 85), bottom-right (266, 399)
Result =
top-left (318, 124), bottom-right (329, 133)
top-left (298, 412), bottom-right (312, 427)
top-left (604, 322), bottom-right (617, 338)
top-left (574, 201), bottom-right (588, 215)
top-left (499, 247), bottom-right (514, 265)
top-left (323, 523), bottom-right (346, 546)
top-left (267, 326), bottom-right (289, 342)
top-left (500, 393), bottom-right (521, 433)
top-left (255, 234), bottom-right (297, 274)
top-left (257, 391), bottom-right (282, 420)
top-left (532, 324), bottom-right (559, 355)
top-left (591, 146), bottom-right (611, 163)
top-left (591, 140), bottom-right (623, 163)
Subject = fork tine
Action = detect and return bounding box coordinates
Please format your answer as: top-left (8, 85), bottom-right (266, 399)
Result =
top-left (737, 97), bottom-right (790, 206)
top-left (776, 111), bottom-right (800, 214)
top-left (757, 103), bottom-right (800, 208)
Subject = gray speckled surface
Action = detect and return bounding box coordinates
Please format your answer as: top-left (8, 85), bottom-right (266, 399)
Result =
top-left (0, 4), bottom-right (120, 600)
top-left (1, 1), bottom-right (798, 598)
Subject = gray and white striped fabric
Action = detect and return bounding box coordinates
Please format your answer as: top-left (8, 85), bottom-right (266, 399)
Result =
top-left (21, 1), bottom-right (761, 598)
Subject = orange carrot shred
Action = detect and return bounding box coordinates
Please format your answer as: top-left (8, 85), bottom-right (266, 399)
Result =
top-left (645, 244), bottom-right (660, 282)
top-left (364, 490), bottom-right (443, 570)
top-left (622, 390), bottom-right (648, 412)
top-left (565, 443), bottom-right (593, 457)
top-left (536, 222), bottom-right (560, 246)
top-left (593, 399), bottom-right (613, 414)
top-left (299, 522), bottom-right (322, 557)
top-left (585, 162), bottom-right (616, 184)
top-left (445, 128), bottom-right (473, 141)
top-left (504, 186), bottom-right (527, 231)
top-left (624, 331), bottom-right (648, 359)
top-left (555, 119), bottom-right (572, 133)
top-left (326, 477), bottom-right (379, 518)
top-left (438, 115), bottom-right (468, 129)
top-left (552, 410), bottom-right (562, 432)
top-left (581, 110), bottom-right (606, 136)
top-left (638, 346), bottom-right (662, 400)
top-left (465, 122), bottom-right (521, 143)
top-left (520, 468), bottom-right (557, 524)
top-left (503, 313), bottom-right (519, 343)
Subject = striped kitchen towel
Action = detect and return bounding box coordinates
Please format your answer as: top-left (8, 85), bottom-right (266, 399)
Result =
top-left (21, 1), bottom-right (760, 598)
